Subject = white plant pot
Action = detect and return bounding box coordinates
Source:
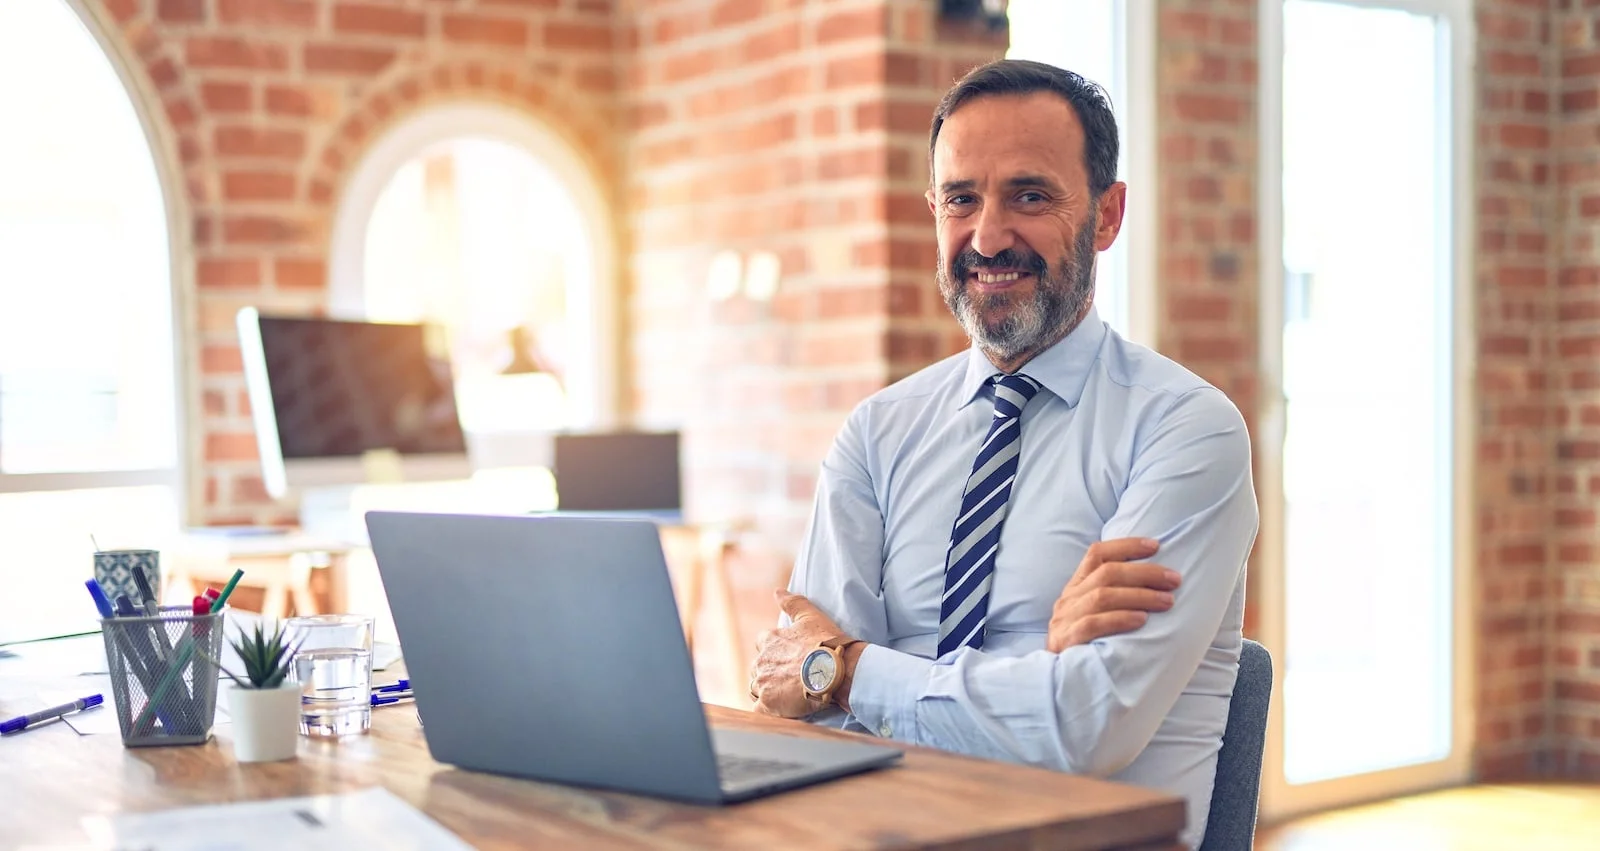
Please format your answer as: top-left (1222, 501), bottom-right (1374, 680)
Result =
top-left (229, 682), bottom-right (301, 763)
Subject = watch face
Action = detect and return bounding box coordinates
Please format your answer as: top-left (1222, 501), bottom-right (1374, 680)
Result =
top-left (801, 648), bottom-right (836, 693)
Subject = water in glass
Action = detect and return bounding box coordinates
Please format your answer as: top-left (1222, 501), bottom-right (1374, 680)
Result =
top-left (294, 646), bottom-right (372, 737)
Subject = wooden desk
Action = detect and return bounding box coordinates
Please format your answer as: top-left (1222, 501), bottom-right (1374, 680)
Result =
top-left (1, 702), bottom-right (1186, 850)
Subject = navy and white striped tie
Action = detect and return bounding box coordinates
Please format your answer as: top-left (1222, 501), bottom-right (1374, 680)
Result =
top-left (938, 373), bottom-right (1042, 658)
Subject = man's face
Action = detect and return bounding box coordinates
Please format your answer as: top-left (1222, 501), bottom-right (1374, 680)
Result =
top-left (929, 92), bottom-right (1126, 362)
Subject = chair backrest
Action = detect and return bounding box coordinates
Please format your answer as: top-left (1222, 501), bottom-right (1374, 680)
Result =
top-left (1198, 638), bottom-right (1273, 851)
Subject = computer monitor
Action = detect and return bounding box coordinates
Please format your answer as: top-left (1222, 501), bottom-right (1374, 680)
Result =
top-left (551, 431), bottom-right (681, 517)
top-left (237, 308), bottom-right (472, 500)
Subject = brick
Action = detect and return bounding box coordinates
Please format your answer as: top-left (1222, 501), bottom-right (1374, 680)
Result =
top-left (186, 37), bottom-right (289, 71)
top-left (662, 48), bottom-right (718, 84)
top-left (304, 44), bottom-right (397, 75)
top-left (203, 390), bottom-right (227, 416)
top-left (546, 20), bottom-right (612, 51)
top-left (264, 85), bottom-right (313, 117)
top-left (202, 345), bottom-right (244, 374)
top-left (442, 14), bottom-right (529, 48)
top-left (739, 21), bottom-right (801, 64)
top-left (1173, 94), bottom-right (1245, 124)
top-left (197, 258), bottom-right (260, 288)
top-left (711, 0), bottom-right (762, 28)
top-left (223, 171), bottom-right (296, 201)
top-left (334, 4), bottom-right (426, 37)
top-left (274, 258), bottom-right (325, 289)
top-left (216, 0), bottom-right (316, 28)
top-left (105, 0), bottom-right (139, 23)
top-left (222, 216), bottom-right (308, 245)
top-left (200, 82), bottom-right (252, 113)
top-left (826, 52), bottom-right (884, 90)
top-left (818, 8), bottom-right (886, 45)
top-left (214, 126), bottom-right (304, 159)
top-left (206, 433), bottom-right (258, 462)
top-left (158, 0), bottom-right (206, 23)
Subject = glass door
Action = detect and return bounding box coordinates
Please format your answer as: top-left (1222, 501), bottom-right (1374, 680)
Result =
top-left (1257, 0), bottom-right (1474, 819)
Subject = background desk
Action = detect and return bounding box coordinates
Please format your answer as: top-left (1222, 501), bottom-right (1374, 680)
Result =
top-left (1, 697), bottom-right (1187, 850)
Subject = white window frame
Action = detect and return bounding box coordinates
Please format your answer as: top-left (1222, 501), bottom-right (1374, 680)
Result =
top-left (1255, 0), bottom-right (1477, 822)
top-left (1004, 0), bottom-right (1157, 346)
top-left (0, 0), bottom-right (192, 522)
top-left (326, 102), bottom-right (621, 435)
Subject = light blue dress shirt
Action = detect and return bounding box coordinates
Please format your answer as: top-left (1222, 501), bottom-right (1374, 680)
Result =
top-left (784, 305), bottom-right (1259, 850)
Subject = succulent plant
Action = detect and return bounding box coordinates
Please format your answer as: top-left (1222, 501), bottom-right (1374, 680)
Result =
top-left (222, 621), bottom-right (301, 689)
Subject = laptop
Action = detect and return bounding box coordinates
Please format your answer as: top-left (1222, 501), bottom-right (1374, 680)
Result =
top-left (363, 510), bottom-right (903, 803)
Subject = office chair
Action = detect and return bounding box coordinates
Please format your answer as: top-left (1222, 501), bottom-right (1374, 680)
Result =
top-left (1198, 638), bottom-right (1273, 851)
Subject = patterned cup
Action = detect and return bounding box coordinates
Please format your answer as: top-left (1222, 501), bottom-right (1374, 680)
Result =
top-left (93, 549), bottom-right (161, 606)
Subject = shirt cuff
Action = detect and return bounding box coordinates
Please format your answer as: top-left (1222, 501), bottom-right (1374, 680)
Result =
top-left (845, 644), bottom-right (933, 741)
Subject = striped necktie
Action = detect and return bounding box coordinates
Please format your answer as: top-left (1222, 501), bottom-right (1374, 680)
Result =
top-left (938, 373), bottom-right (1043, 658)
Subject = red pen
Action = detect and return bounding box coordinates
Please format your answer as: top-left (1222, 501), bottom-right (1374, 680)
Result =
top-left (192, 595), bottom-right (210, 638)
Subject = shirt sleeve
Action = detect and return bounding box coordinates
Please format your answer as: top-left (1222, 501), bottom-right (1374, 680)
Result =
top-left (844, 387), bottom-right (1259, 776)
top-left (782, 401), bottom-right (892, 731)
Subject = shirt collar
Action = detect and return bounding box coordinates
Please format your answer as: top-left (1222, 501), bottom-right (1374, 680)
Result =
top-left (957, 304), bottom-right (1108, 410)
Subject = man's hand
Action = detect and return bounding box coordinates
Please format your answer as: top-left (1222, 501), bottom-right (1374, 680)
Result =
top-left (749, 590), bottom-right (851, 718)
top-left (1048, 538), bottom-right (1181, 652)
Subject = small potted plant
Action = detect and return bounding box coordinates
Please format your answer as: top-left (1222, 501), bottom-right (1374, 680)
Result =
top-left (221, 621), bottom-right (302, 763)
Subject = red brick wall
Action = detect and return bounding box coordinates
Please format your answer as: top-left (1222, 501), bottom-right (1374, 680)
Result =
top-left (1554, 0), bottom-right (1600, 777)
top-left (1154, 2), bottom-right (1261, 641)
top-left (77, 0), bottom-right (621, 526)
top-left (1476, 0), bottom-right (1558, 780)
top-left (624, 0), bottom-right (1000, 639)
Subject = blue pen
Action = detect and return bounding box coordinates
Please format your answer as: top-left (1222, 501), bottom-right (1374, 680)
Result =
top-left (91, 583), bottom-right (175, 731)
top-left (372, 693), bottom-right (413, 707)
top-left (0, 695), bottom-right (104, 735)
top-left (85, 580), bottom-right (114, 619)
top-left (374, 679), bottom-right (410, 693)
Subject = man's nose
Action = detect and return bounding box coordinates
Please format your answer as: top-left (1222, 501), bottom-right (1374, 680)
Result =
top-left (969, 204), bottom-right (1016, 259)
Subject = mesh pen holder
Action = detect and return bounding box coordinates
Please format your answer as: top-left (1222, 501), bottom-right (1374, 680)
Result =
top-left (101, 607), bottom-right (225, 747)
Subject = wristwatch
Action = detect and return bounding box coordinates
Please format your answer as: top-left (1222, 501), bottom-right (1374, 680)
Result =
top-left (800, 636), bottom-right (861, 706)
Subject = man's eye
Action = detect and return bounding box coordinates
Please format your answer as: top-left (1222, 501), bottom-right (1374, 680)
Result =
top-left (946, 195), bottom-right (974, 206)
top-left (1018, 192), bottom-right (1047, 204)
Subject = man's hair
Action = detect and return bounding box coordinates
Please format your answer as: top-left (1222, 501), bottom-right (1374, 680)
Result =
top-left (929, 59), bottom-right (1120, 197)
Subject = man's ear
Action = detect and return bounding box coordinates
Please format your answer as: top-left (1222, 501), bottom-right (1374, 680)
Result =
top-left (926, 188), bottom-right (938, 217)
top-left (1094, 182), bottom-right (1128, 252)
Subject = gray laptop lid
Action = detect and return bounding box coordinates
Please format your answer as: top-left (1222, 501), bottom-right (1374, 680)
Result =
top-left (364, 511), bottom-right (723, 802)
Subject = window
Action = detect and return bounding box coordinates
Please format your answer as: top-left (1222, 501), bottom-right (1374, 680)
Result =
top-left (329, 104), bottom-right (619, 474)
top-left (1006, 0), bottom-right (1154, 343)
top-left (1259, 0), bottom-right (1473, 819)
top-left (0, 1), bottom-right (182, 643)
top-left (362, 139), bottom-right (583, 437)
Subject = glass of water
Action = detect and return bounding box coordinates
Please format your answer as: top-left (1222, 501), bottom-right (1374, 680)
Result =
top-left (287, 614), bottom-right (374, 738)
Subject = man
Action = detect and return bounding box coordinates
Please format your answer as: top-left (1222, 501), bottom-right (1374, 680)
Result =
top-left (747, 59), bottom-right (1258, 850)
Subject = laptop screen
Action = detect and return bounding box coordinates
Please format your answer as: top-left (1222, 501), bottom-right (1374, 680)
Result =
top-left (552, 432), bottom-right (681, 513)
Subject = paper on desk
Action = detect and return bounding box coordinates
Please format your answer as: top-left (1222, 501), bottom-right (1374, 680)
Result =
top-left (83, 786), bottom-right (472, 851)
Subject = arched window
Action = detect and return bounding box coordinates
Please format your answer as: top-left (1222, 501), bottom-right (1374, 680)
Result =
top-left (0, 1), bottom-right (183, 642)
top-left (329, 103), bottom-right (617, 471)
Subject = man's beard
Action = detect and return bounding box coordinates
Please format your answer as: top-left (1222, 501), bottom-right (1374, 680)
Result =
top-left (937, 217), bottom-right (1098, 363)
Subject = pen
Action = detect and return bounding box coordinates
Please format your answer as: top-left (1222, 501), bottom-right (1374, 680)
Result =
top-left (374, 679), bottom-right (410, 693)
top-left (1, 695), bottom-right (103, 735)
top-left (85, 580), bottom-right (114, 619)
top-left (134, 569), bottom-right (245, 731)
top-left (132, 568), bottom-right (158, 610)
top-left (372, 693), bottom-right (413, 707)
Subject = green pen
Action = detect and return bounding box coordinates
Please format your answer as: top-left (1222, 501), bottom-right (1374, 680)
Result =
top-left (132, 568), bottom-right (244, 732)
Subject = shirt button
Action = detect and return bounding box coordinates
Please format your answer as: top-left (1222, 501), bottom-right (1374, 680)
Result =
top-left (879, 721), bottom-right (892, 737)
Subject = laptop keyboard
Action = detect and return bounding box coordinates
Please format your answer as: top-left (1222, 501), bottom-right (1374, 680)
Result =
top-left (717, 753), bottom-right (805, 786)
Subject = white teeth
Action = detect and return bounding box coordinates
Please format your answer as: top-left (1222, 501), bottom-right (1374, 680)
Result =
top-left (975, 272), bottom-right (1022, 283)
